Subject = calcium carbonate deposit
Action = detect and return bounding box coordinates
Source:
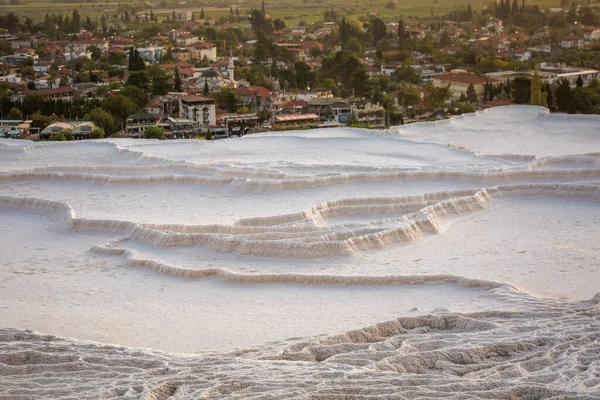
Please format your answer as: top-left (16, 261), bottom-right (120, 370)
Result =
top-left (1, 106), bottom-right (599, 399)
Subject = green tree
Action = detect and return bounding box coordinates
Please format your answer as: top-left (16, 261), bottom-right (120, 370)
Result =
top-left (293, 61), bottom-right (316, 89)
top-left (88, 45), bottom-right (102, 61)
top-left (148, 65), bottom-right (172, 95)
top-left (555, 79), bottom-right (574, 112)
top-left (340, 18), bottom-right (349, 49)
top-left (7, 107), bottom-right (23, 120)
top-left (576, 75), bottom-right (584, 88)
top-left (102, 95), bottom-right (139, 122)
top-left (567, 0), bottom-right (578, 23)
top-left (529, 71), bottom-right (543, 105)
top-left (126, 70), bottom-right (151, 91)
top-left (369, 17), bottom-right (387, 42)
top-left (174, 68), bottom-right (183, 92)
top-left (401, 86), bottom-right (421, 107)
top-left (466, 84), bottom-right (478, 104)
top-left (512, 77), bottom-right (531, 104)
top-left (425, 85), bottom-right (451, 109)
top-left (143, 125), bottom-right (165, 140)
top-left (72, 9), bottom-right (81, 32)
top-left (545, 83), bottom-right (555, 110)
top-left (273, 18), bottom-right (286, 31)
top-left (85, 107), bottom-right (117, 135)
top-left (439, 31), bottom-right (451, 47)
top-left (345, 37), bottom-right (364, 55)
top-left (121, 85), bottom-right (149, 109)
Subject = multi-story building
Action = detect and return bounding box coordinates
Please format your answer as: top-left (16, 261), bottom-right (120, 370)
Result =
top-left (559, 35), bottom-right (584, 49)
top-left (536, 63), bottom-right (599, 87)
top-left (125, 111), bottom-right (159, 137)
top-left (158, 93), bottom-right (185, 121)
top-left (175, 11), bottom-right (192, 22)
top-left (432, 72), bottom-right (500, 102)
top-left (189, 41), bottom-right (218, 61)
top-left (176, 33), bottom-right (198, 46)
top-left (179, 95), bottom-right (216, 127)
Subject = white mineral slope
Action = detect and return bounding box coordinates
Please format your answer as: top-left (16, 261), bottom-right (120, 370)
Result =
top-left (0, 292), bottom-right (598, 399)
top-left (390, 105), bottom-right (600, 157)
top-left (1, 105), bottom-right (600, 399)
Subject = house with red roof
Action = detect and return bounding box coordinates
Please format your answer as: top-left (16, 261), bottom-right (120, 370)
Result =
top-left (433, 72), bottom-right (500, 102)
top-left (235, 86), bottom-right (273, 111)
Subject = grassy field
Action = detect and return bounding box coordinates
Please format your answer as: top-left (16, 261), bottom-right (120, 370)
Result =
top-left (2, 0), bottom-right (562, 24)
top-left (0, 1), bottom-right (121, 22)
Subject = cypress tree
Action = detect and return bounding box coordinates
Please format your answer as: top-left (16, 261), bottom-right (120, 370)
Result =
top-left (174, 68), bottom-right (182, 92)
top-left (511, 0), bottom-right (519, 15)
top-left (128, 47), bottom-right (134, 71)
top-left (529, 71), bottom-right (543, 105)
top-left (545, 83), bottom-right (554, 110)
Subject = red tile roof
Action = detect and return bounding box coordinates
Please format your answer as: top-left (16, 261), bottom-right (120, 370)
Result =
top-left (235, 86), bottom-right (272, 98)
top-left (189, 41), bottom-right (216, 49)
top-left (22, 87), bottom-right (73, 96)
top-left (280, 100), bottom-right (308, 108)
top-left (180, 94), bottom-right (214, 103)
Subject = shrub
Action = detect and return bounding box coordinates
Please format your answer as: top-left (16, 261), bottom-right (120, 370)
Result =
top-left (143, 125), bottom-right (165, 140)
top-left (49, 131), bottom-right (68, 141)
top-left (89, 127), bottom-right (105, 139)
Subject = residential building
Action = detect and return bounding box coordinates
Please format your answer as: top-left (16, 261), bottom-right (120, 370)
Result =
top-left (137, 46), bottom-right (164, 63)
top-left (432, 72), bottom-right (500, 102)
top-left (536, 63), bottom-right (599, 86)
top-left (581, 26), bottom-right (600, 41)
top-left (125, 112), bottom-right (160, 137)
top-left (175, 11), bottom-right (192, 22)
top-left (406, 27), bottom-right (426, 39)
top-left (179, 95), bottom-right (216, 127)
top-left (16, 87), bottom-right (73, 102)
top-left (189, 41), bottom-right (217, 61)
top-left (176, 33), bottom-right (199, 46)
top-left (512, 48), bottom-right (532, 62)
top-left (235, 86), bottom-right (273, 111)
top-left (559, 35), bottom-right (584, 49)
top-left (158, 93), bottom-right (185, 121)
top-left (487, 17), bottom-right (504, 33)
